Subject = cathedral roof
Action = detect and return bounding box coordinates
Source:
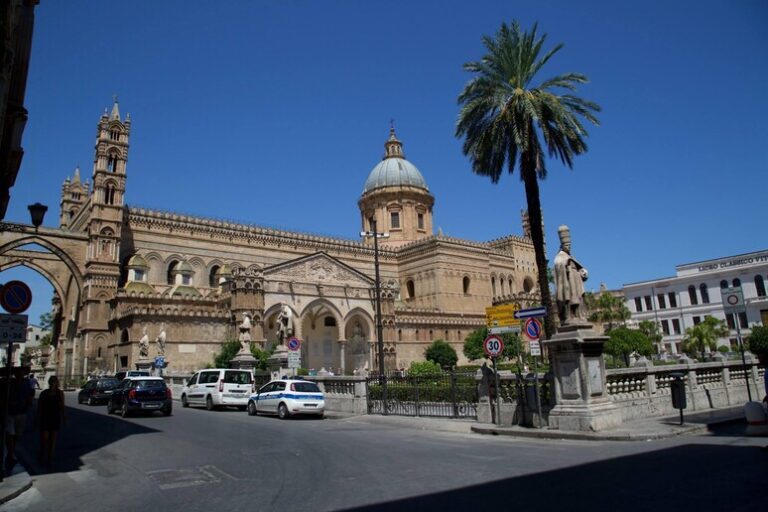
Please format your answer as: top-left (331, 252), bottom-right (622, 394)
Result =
top-left (362, 127), bottom-right (429, 194)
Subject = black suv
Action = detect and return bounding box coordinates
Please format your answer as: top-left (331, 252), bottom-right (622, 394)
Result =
top-left (78, 378), bottom-right (120, 405)
top-left (108, 377), bottom-right (172, 417)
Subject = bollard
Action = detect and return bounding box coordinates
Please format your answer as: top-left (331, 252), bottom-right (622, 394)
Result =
top-left (670, 372), bottom-right (687, 425)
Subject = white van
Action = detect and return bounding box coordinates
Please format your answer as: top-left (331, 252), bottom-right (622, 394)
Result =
top-left (180, 369), bottom-right (253, 410)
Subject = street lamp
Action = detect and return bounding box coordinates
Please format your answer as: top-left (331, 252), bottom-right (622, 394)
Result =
top-left (360, 217), bottom-right (389, 413)
top-left (27, 202), bottom-right (47, 231)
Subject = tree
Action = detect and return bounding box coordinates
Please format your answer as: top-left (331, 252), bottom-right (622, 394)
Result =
top-left (605, 327), bottom-right (654, 367)
top-left (456, 21), bottom-right (600, 338)
top-left (585, 291), bottom-right (630, 332)
top-left (408, 360), bottom-right (442, 377)
top-left (39, 311), bottom-right (54, 331)
top-left (463, 327), bottom-right (521, 362)
top-left (681, 316), bottom-right (729, 360)
top-left (746, 324), bottom-right (768, 355)
top-left (425, 339), bottom-right (458, 369)
top-left (637, 320), bottom-right (663, 351)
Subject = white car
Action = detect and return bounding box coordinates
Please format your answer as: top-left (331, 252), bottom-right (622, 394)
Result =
top-left (180, 369), bottom-right (253, 410)
top-left (247, 379), bottom-right (325, 419)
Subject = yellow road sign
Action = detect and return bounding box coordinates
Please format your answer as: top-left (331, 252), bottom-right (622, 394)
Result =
top-left (485, 303), bottom-right (521, 328)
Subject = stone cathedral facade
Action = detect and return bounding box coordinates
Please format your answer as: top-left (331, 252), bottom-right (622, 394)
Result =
top-left (53, 101), bottom-right (540, 376)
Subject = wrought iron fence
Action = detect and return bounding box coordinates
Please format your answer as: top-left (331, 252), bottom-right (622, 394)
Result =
top-left (366, 371), bottom-right (478, 418)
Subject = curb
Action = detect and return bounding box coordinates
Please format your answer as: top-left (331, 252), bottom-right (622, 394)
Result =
top-left (0, 478), bottom-right (33, 506)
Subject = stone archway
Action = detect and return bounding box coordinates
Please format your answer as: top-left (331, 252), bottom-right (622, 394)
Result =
top-left (300, 299), bottom-right (342, 374)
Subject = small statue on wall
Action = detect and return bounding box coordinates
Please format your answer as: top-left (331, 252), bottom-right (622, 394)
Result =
top-left (275, 305), bottom-right (294, 346)
top-left (553, 225), bottom-right (589, 325)
top-left (238, 313), bottom-right (252, 352)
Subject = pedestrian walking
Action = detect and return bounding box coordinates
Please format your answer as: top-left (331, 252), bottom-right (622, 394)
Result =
top-left (37, 375), bottom-right (65, 467)
top-left (4, 366), bottom-right (35, 473)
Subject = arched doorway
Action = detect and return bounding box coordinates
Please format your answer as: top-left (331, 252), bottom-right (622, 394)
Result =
top-left (300, 300), bottom-right (341, 373)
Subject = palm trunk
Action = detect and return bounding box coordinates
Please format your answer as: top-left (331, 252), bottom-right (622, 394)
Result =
top-left (520, 160), bottom-right (556, 338)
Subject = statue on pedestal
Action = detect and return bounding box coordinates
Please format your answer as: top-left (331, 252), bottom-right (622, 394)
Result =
top-left (238, 313), bottom-right (252, 353)
top-left (139, 326), bottom-right (150, 358)
top-left (155, 323), bottom-right (167, 356)
top-left (553, 225), bottom-right (589, 325)
top-left (276, 305), bottom-right (294, 346)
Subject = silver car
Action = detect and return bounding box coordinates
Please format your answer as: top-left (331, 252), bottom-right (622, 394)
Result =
top-left (247, 379), bottom-right (325, 419)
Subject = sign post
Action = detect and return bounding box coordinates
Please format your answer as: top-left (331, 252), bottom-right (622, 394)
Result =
top-left (524, 318), bottom-right (544, 428)
top-left (0, 281), bottom-right (32, 483)
top-left (287, 337), bottom-right (302, 375)
top-left (484, 335), bottom-right (504, 426)
top-left (486, 303), bottom-right (521, 334)
top-left (722, 286), bottom-right (751, 401)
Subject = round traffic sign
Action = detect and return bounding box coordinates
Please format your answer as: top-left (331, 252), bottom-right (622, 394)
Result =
top-left (0, 280), bottom-right (33, 314)
top-left (483, 335), bottom-right (504, 358)
top-left (524, 318), bottom-right (542, 341)
top-left (287, 337), bottom-right (301, 351)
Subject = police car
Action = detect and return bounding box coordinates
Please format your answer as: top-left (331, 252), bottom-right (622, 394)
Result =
top-left (247, 379), bottom-right (325, 419)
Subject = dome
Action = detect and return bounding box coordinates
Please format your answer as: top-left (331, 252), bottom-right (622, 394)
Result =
top-left (127, 254), bottom-right (148, 269)
top-left (362, 126), bottom-right (429, 194)
top-left (363, 157), bottom-right (428, 193)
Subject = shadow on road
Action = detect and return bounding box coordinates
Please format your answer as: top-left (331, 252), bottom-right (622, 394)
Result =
top-left (16, 403), bottom-right (160, 476)
top-left (341, 444), bottom-right (763, 512)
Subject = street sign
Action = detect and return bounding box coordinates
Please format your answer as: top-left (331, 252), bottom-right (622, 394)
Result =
top-left (524, 318), bottom-right (542, 341)
top-left (514, 306), bottom-right (547, 319)
top-left (0, 280), bottom-right (33, 314)
top-left (287, 337), bottom-right (301, 351)
top-left (489, 325), bottom-right (520, 334)
top-left (0, 314), bottom-right (28, 344)
top-left (483, 335), bottom-right (504, 358)
top-left (287, 350), bottom-right (301, 369)
top-left (722, 286), bottom-right (746, 315)
top-left (529, 341), bottom-right (541, 356)
top-left (154, 356), bottom-right (166, 368)
top-left (485, 303), bottom-right (521, 329)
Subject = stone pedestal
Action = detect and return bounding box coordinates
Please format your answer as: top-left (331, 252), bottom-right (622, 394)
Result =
top-left (267, 345), bottom-right (290, 379)
top-left (230, 350), bottom-right (258, 372)
top-left (544, 322), bottom-right (622, 432)
top-left (135, 359), bottom-right (153, 373)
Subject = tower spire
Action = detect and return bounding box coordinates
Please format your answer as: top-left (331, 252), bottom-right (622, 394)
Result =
top-left (110, 94), bottom-right (121, 121)
top-left (383, 122), bottom-right (404, 160)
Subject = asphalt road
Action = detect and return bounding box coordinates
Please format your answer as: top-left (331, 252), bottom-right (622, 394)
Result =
top-left (5, 392), bottom-right (765, 512)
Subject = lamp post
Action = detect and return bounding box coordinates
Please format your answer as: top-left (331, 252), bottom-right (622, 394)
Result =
top-left (27, 202), bottom-right (47, 231)
top-left (361, 217), bottom-right (389, 414)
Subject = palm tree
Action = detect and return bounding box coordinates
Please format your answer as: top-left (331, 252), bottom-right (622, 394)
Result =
top-left (681, 316), bottom-right (729, 360)
top-left (456, 21), bottom-right (600, 337)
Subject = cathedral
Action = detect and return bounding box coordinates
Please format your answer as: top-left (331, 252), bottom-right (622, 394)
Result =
top-left (51, 100), bottom-right (540, 376)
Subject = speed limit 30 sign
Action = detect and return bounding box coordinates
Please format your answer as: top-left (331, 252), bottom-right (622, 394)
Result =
top-left (483, 335), bottom-right (504, 358)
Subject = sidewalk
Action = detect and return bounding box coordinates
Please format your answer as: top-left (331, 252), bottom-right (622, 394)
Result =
top-left (0, 462), bottom-right (33, 506)
top-left (471, 406), bottom-right (750, 441)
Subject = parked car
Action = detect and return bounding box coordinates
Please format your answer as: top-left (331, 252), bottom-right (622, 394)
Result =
top-left (114, 370), bottom-right (150, 381)
top-left (107, 376), bottom-right (172, 417)
top-left (247, 379), bottom-right (325, 419)
top-left (181, 369), bottom-right (253, 411)
top-left (78, 378), bottom-right (120, 405)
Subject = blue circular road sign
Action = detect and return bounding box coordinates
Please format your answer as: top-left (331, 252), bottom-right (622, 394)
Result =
top-left (524, 318), bottom-right (542, 341)
top-left (287, 337), bottom-right (301, 351)
top-left (0, 280), bottom-right (33, 314)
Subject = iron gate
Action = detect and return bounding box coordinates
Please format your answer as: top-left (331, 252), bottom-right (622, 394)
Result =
top-left (366, 371), bottom-right (478, 418)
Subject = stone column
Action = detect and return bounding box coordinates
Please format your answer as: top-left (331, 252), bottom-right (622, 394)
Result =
top-left (338, 339), bottom-right (347, 375)
top-left (543, 322), bottom-right (622, 431)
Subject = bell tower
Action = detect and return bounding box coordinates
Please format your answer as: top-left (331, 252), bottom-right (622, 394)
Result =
top-left (79, 97), bottom-right (131, 376)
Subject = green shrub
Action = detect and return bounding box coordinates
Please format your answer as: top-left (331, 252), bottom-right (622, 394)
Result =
top-left (408, 360), bottom-right (442, 376)
top-left (425, 339), bottom-right (458, 369)
top-left (747, 325), bottom-right (768, 354)
top-left (717, 345), bottom-right (730, 354)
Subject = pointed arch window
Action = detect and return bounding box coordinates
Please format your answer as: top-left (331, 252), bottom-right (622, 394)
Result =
top-left (688, 285), bottom-right (698, 305)
top-left (491, 277), bottom-right (496, 297)
top-left (105, 185), bottom-right (116, 205)
top-left (523, 277), bottom-right (534, 293)
top-left (406, 279), bottom-right (415, 299)
top-left (756, 275), bottom-right (767, 297)
top-left (167, 260), bottom-right (179, 285)
top-left (107, 154), bottom-right (117, 172)
top-left (209, 265), bottom-right (221, 288)
top-left (700, 284), bottom-right (710, 304)
top-left (463, 276), bottom-right (471, 295)
top-left (509, 278), bottom-right (514, 293)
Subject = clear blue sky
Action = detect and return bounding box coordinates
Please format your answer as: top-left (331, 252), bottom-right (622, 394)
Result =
top-left (3, 0), bottom-right (767, 325)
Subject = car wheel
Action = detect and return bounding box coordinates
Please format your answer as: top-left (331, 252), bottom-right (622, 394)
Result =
top-left (106, 401), bottom-right (113, 414)
top-left (278, 403), bottom-right (290, 420)
top-left (181, 394), bottom-right (189, 408)
top-left (121, 402), bottom-right (129, 418)
top-left (163, 407), bottom-right (172, 416)
top-left (247, 400), bottom-right (257, 416)
top-left (87, 396), bottom-right (94, 406)
top-left (206, 396), bottom-right (214, 411)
